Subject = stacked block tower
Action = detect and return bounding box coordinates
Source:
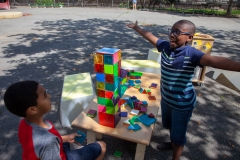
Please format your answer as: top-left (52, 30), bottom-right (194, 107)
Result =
top-left (94, 48), bottom-right (128, 128)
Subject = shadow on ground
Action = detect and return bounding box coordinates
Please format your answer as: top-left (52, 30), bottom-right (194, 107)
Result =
top-left (0, 18), bottom-right (240, 160)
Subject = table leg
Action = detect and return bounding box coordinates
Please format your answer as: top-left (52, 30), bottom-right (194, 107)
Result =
top-left (135, 143), bottom-right (146, 160)
top-left (96, 132), bottom-right (102, 139)
top-left (87, 130), bottom-right (96, 144)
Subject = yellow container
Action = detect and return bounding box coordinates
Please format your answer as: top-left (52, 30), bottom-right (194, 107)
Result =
top-left (191, 33), bottom-right (215, 85)
top-left (192, 33), bottom-right (214, 55)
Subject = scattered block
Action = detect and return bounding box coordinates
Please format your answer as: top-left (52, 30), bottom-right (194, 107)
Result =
top-left (120, 102), bottom-right (127, 108)
top-left (129, 119), bottom-right (135, 125)
top-left (133, 85), bottom-right (140, 89)
top-left (137, 114), bottom-right (157, 126)
top-left (133, 124), bottom-right (141, 131)
top-left (142, 101), bottom-right (148, 107)
top-left (128, 80), bottom-right (135, 84)
top-left (86, 109), bottom-right (97, 118)
top-left (139, 88), bottom-right (147, 94)
top-left (140, 107), bottom-right (147, 113)
top-left (134, 101), bottom-right (141, 110)
top-left (129, 83), bottom-right (135, 87)
top-left (129, 71), bottom-right (143, 77)
top-left (127, 124), bottom-right (135, 130)
top-left (148, 96), bottom-right (156, 100)
top-left (114, 150), bottom-right (122, 158)
top-left (123, 119), bottom-right (130, 126)
top-left (135, 80), bottom-right (141, 84)
top-left (119, 112), bottom-right (128, 117)
top-left (129, 76), bottom-right (141, 79)
top-left (148, 113), bottom-right (155, 118)
top-left (74, 131), bottom-right (87, 145)
top-left (149, 83), bottom-right (158, 89)
top-left (130, 96), bottom-right (137, 100)
top-left (132, 116), bottom-right (140, 122)
top-left (127, 124), bottom-right (141, 131)
top-left (130, 109), bottom-right (139, 115)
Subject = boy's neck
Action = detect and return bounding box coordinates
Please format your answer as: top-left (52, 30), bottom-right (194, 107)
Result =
top-left (25, 115), bottom-right (48, 128)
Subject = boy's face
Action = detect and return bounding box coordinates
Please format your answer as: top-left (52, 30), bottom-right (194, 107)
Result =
top-left (36, 84), bottom-right (51, 115)
top-left (169, 23), bottom-right (193, 49)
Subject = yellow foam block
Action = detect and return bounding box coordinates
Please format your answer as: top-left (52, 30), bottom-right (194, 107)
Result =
top-left (121, 60), bottom-right (160, 74)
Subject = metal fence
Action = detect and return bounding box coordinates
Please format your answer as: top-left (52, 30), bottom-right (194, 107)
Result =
top-left (10, 0), bottom-right (240, 10)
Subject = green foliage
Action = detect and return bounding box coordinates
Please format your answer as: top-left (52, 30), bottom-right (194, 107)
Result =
top-left (36, 0), bottom-right (53, 5)
top-left (166, 0), bottom-right (175, 5)
top-left (155, 7), bottom-right (240, 16)
top-left (231, 9), bottom-right (240, 15)
top-left (119, 2), bottom-right (128, 8)
top-left (58, 2), bottom-right (64, 5)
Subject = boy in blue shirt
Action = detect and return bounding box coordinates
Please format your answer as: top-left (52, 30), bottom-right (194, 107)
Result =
top-left (126, 20), bottom-right (240, 160)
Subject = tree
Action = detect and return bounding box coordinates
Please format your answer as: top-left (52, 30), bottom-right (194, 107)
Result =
top-left (226, 0), bottom-right (233, 17)
top-left (167, 0), bottom-right (175, 5)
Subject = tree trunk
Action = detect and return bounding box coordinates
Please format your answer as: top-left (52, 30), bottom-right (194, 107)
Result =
top-left (226, 0), bottom-right (233, 17)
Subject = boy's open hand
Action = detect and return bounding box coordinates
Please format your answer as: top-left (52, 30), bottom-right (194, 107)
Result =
top-left (126, 21), bottom-right (138, 29)
top-left (68, 132), bottom-right (80, 143)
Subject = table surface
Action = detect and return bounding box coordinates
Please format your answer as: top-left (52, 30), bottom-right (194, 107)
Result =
top-left (71, 72), bottom-right (161, 146)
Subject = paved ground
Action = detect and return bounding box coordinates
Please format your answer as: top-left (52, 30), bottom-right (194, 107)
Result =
top-left (0, 6), bottom-right (240, 160)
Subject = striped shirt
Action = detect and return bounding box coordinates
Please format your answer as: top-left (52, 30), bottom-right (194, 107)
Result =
top-left (156, 39), bottom-right (204, 110)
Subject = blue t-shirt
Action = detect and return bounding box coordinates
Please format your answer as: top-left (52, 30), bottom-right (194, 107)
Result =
top-left (156, 39), bottom-right (204, 110)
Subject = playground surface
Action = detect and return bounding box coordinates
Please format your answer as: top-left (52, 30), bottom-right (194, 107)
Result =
top-left (0, 6), bottom-right (240, 160)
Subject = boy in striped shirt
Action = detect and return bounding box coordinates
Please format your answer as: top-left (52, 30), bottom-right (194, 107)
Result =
top-left (127, 20), bottom-right (240, 160)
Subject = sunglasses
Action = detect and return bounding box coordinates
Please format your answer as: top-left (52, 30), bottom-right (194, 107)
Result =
top-left (168, 29), bottom-right (192, 37)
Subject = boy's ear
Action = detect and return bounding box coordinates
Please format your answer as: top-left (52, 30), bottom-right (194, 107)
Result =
top-left (186, 35), bottom-right (194, 44)
top-left (26, 106), bottom-right (38, 116)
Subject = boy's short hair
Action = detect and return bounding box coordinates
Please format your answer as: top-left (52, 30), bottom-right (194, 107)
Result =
top-left (174, 20), bottom-right (196, 35)
top-left (4, 81), bottom-right (39, 117)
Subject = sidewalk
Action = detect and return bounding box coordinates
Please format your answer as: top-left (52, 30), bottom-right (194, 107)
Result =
top-left (0, 7), bottom-right (240, 160)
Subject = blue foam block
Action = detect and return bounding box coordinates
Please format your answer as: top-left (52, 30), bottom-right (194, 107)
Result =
top-left (133, 124), bottom-right (141, 131)
top-left (119, 112), bottom-right (128, 117)
top-left (127, 125), bottom-right (135, 130)
top-left (74, 131), bottom-right (87, 144)
top-left (137, 114), bottom-right (157, 127)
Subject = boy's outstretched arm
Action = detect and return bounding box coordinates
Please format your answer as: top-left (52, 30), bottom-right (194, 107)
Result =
top-left (126, 21), bottom-right (158, 47)
top-left (200, 54), bottom-right (240, 72)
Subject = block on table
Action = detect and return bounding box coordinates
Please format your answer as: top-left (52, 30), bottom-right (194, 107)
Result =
top-left (60, 73), bottom-right (95, 128)
top-left (130, 109), bottom-right (139, 115)
top-left (87, 109), bottom-right (97, 118)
